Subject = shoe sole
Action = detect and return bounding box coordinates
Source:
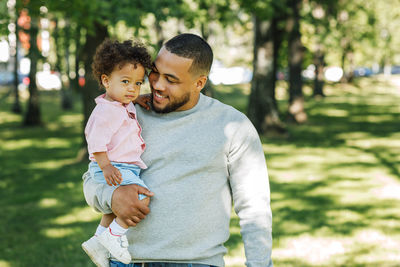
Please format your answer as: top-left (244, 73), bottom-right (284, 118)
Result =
top-left (82, 242), bottom-right (108, 267)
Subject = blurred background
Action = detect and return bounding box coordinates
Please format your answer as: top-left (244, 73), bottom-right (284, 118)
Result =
top-left (0, 0), bottom-right (399, 266)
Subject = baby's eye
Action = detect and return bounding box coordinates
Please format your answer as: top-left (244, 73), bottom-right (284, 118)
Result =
top-left (122, 80), bottom-right (129, 84)
top-left (136, 81), bottom-right (143, 86)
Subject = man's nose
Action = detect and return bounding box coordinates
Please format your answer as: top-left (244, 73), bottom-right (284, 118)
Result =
top-left (150, 75), bottom-right (165, 91)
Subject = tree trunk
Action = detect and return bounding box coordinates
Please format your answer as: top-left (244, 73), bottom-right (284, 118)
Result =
top-left (62, 23), bottom-right (73, 110)
top-left (248, 15), bottom-right (285, 135)
top-left (77, 22), bottom-right (108, 160)
top-left (313, 47), bottom-right (325, 97)
top-left (272, 18), bottom-right (284, 110)
top-left (12, 12), bottom-right (21, 114)
top-left (287, 0), bottom-right (307, 124)
top-left (23, 18), bottom-right (41, 126)
top-left (54, 19), bottom-right (73, 110)
top-left (73, 24), bottom-right (82, 91)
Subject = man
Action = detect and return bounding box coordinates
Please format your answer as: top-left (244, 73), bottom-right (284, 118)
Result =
top-left (82, 33), bottom-right (273, 267)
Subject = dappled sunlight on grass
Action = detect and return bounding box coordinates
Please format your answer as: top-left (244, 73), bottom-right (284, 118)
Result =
top-left (0, 260), bottom-right (11, 267)
top-left (27, 158), bottom-right (79, 170)
top-left (1, 77), bottom-right (400, 266)
top-left (273, 229), bottom-right (400, 266)
top-left (0, 91), bottom-right (94, 266)
top-left (312, 108), bottom-right (349, 117)
top-left (1, 139), bottom-right (35, 150)
top-left (371, 174), bottom-right (400, 200)
top-left (273, 235), bottom-right (347, 265)
top-left (56, 181), bottom-right (79, 190)
top-left (38, 198), bottom-right (59, 208)
top-left (59, 113), bottom-right (84, 124)
top-left (350, 114), bottom-right (398, 123)
top-left (346, 136), bottom-right (400, 149)
top-left (264, 77), bottom-right (400, 266)
top-left (42, 227), bottom-right (77, 238)
top-left (52, 206), bottom-right (101, 225)
top-left (0, 111), bottom-right (21, 124)
top-left (2, 137), bottom-right (74, 151)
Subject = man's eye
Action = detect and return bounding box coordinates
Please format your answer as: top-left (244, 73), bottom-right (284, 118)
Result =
top-left (122, 80), bottom-right (129, 84)
top-left (166, 78), bottom-right (176, 84)
top-left (136, 81), bottom-right (143, 86)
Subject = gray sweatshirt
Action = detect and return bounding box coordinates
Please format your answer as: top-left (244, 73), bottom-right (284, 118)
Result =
top-left (82, 93), bottom-right (273, 266)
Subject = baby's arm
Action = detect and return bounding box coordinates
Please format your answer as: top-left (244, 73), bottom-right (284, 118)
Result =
top-left (133, 94), bottom-right (151, 110)
top-left (93, 152), bottom-right (122, 186)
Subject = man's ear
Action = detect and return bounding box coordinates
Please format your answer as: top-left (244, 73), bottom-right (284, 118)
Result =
top-left (195, 75), bottom-right (208, 91)
top-left (101, 74), bottom-right (109, 88)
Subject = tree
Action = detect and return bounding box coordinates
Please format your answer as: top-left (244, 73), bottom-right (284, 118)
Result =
top-left (47, 0), bottom-right (153, 159)
top-left (248, 15), bottom-right (285, 134)
top-left (23, 1), bottom-right (45, 126)
top-left (367, 0), bottom-right (400, 74)
top-left (81, 22), bottom-right (109, 142)
top-left (301, 0), bottom-right (339, 96)
top-left (287, 0), bottom-right (307, 123)
top-left (52, 17), bottom-right (73, 109)
top-left (10, 1), bottom-right (23, 113)
top-left (325, 0), bottom-right (376, 82)
top-left (238, 0), bottom-right (286, 135)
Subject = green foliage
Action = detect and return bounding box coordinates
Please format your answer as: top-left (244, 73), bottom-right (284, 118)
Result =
top-left (0, 0), bottom-right (10, 36)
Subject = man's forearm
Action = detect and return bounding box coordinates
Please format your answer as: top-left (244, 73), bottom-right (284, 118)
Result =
top-left (228, 117), bottom-right (273, 266)
top-left (82, 170), bottom-right (153, 226)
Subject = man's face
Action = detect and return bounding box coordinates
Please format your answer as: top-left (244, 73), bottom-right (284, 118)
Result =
top-left (148, 47), bottom-right (201, 113)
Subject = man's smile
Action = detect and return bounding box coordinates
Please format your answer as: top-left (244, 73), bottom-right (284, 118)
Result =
top-left (154, 91), bottom-right (167, 100)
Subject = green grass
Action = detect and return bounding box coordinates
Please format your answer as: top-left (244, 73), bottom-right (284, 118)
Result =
top-left (219, 77), bottom-right (400, 266)
top-left (1, 76), bottom-right (400, 266)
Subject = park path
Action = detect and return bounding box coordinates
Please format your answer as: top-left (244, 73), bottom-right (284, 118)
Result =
top-left (388, 74), bottom-right (400, 92)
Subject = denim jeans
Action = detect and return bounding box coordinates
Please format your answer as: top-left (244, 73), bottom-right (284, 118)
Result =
top-left (109, 260), bottom-right (216, 267)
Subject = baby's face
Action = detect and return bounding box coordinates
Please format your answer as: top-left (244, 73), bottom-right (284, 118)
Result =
top-left (102, 63), bottom-right (145, 104)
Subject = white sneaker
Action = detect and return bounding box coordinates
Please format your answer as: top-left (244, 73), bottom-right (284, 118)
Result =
top-left (82, 236), bottom-right (110, 267)
top-left (97, 228), bottom-right (131, 264)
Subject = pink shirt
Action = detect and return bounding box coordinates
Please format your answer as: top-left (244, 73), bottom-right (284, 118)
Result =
top-left (85, 94), bottom-right (147, 169)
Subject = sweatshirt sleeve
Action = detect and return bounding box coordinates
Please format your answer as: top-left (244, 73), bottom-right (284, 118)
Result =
top-left (227, 116), bottom-right (273, 267)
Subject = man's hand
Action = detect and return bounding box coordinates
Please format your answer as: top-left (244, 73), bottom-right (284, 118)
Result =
top-left (134, 94), bottom-right (151, 110)
top-left (111, 184), bottom-right (154, 226)
top-left (102, 164), bottom-right (122, 186)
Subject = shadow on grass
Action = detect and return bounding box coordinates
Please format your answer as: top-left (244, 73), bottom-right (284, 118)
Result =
top-left (0, 91), bottom-right (99, 266)
top-left (222, 77), bottom-right (400, 265)
top-left (2, 78), bottom-right (400, 266)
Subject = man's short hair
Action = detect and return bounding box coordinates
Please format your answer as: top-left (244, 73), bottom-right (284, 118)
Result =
top-left (164, 33), bottom-right (213, 77)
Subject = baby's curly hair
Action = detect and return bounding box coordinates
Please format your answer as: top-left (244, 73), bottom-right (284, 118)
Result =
top-left (92, 39), bottom-right (152, 87)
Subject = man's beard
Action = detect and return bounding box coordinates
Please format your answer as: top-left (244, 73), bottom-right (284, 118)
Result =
top-left (151, 91), bottom-right (191, 113)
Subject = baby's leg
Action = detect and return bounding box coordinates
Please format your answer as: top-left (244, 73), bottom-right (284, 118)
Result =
top-left (100, 213), bottom-right (116, 227)
top-left (97, 197), bottom-right (149, 264)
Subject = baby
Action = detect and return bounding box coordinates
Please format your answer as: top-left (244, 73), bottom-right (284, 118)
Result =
top-left (81, 39), bottom-right (152, 267)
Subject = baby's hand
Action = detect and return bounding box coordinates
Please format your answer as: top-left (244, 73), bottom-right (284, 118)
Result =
top-left (102, 164), bottom-right (123, 186)
top-left (134, 94), bottom-right (151, 110)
